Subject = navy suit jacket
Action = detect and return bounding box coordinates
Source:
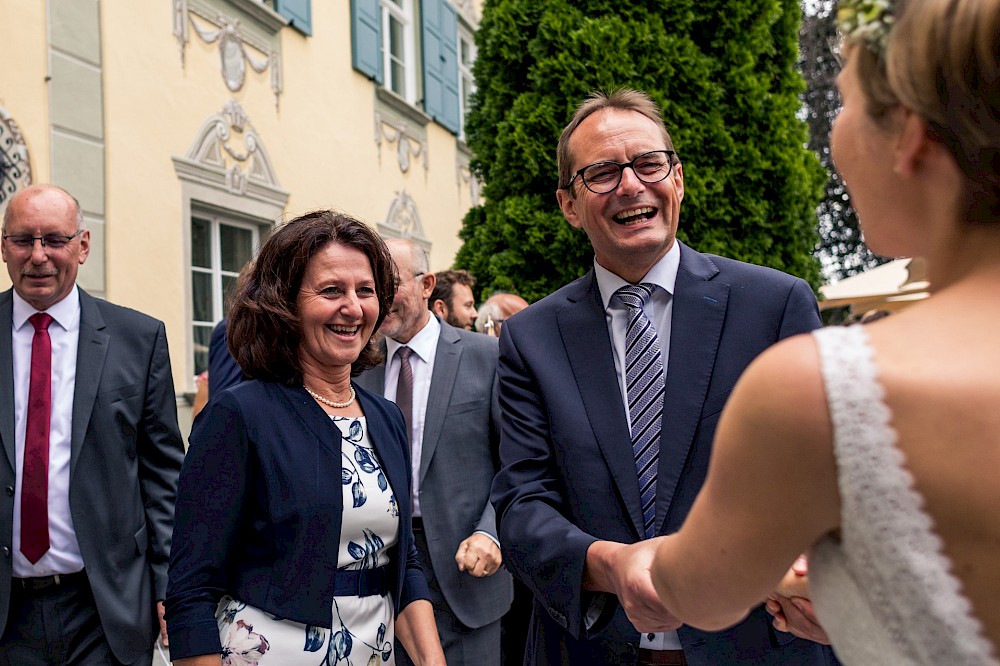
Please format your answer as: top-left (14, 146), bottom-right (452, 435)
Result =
top-left (491, 243), bottom-right (834, 665)
top-left (207, 318), bottom-right (243, 397)
top-left (165, 380), bottom-right (430, 660)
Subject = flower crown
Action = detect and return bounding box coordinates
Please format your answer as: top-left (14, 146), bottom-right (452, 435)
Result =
top-left (837, 0), bottom-right (895, 55)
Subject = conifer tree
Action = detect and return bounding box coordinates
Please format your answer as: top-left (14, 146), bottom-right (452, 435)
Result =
top-left (456, 0), bottom-right (825, 301)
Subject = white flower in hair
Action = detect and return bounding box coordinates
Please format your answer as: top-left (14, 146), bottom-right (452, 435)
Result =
top-left (837, 0), bottom-right (895, 54)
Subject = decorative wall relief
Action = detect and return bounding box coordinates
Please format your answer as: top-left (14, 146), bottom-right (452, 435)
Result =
top-left (456, 152), bottom-right (481, 206)
top-left (178, 100), bottom-right (283, 198)
top-left (378, 189), bottom-right (430, 251)
top-left (450, 0), bottom-right (480, 27)
top-left (0, 107), bottom-right (31, 213)
top-left (173, 0), bottom-right (283, 108)
top-left (374, 114), bottom-right (429, 175)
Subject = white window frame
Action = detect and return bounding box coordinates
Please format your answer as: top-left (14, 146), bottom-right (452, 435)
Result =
top-left (458, 23), bottom-right (476, 140)
top-left (380, 0), bottom-right (417, 104)
top-left (189, 212), bottom-right (260, 376)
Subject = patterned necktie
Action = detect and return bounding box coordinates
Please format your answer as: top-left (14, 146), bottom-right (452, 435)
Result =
top-left (394, 346), bottom-right (415, 445)
top-left (22, 312), bottom-right (54, 563)
top-left (615, 284), bottom-right (664, 538)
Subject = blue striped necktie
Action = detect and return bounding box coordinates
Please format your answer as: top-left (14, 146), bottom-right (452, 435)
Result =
top-left (615, 283), bottom-right (664, 538)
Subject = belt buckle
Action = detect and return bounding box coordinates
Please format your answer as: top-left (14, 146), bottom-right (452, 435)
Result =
top-left (17, 573), bottom-right (67, 590)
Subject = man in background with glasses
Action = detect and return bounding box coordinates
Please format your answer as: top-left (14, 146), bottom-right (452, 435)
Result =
top-left (357, 238), bottom-right (512, 666)
top-left (0, 184), bottom-right (184, 664)
top-left (491, 90), bottom-right (834, 665)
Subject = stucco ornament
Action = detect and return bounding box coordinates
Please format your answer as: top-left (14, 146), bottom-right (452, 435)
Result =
top-left (838, 0), bottom-right (895, 55)
top-left (0, 108), bottom-right (31, 213)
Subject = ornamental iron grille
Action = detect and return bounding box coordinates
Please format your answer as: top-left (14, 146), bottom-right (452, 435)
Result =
top-left (0, 108), bottom-right (32, 216)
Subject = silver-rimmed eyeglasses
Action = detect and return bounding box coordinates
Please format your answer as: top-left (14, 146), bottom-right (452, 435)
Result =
top-left (2, 229), bottom-right (85, 250)
top-left (561, 150), bottom-right (677, 194)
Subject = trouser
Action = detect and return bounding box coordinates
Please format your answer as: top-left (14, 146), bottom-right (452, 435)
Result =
top-left (396, 519), bottom-right (501, 666)
top-left (0, 571), bottom-right (152, 666)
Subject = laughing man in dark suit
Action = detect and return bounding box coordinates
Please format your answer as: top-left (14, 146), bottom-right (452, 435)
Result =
top-left (490, 90), bottom-right (835, 666)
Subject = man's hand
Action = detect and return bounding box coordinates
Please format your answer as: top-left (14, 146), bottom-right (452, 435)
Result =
top-left (587, 539), bottom-right (682, 634)
top-left (765, 555), bottom-right (830, 645)
top-left (455, 533), bottom-right (502, 577)
top-left (157, 600), bottom-right (169, 647)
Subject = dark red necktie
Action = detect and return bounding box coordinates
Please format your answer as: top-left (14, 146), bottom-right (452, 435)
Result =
top-left (21, 312), bottom-right (53, 564)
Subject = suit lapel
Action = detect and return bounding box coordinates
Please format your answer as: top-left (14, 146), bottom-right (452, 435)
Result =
top-left (558, 274), bottom-right (646, 539)
top-left (1, 291), bottom-right (16, 471)
top-left (420, 321), bottom-right (460, 482)
top-left (655, 245), bottom-right (728, 533)
top-left (71, 291), bottom-right (109, 476)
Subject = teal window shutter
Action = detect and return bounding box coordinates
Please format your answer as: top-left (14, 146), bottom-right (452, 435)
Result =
top-left (421, 0), bottom-right (460, 134)
top-left (275, 0), bottom-right (312, 36)
top-left (351, 0), bottom-right (383, 83)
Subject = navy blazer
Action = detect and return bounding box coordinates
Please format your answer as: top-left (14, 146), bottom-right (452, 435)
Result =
top-left (165, 380), bottom-right (430, 660)
top-left (492, 244), bottom-right (834, 665)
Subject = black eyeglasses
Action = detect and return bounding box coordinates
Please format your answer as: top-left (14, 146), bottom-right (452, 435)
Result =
top-left (2, 229), bottom-right (84, 250)
top-left (561, 150), bottom-right (677, 194)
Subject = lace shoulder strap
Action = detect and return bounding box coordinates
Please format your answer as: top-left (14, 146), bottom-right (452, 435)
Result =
top-left (812, 326), bottom-right (998, 665)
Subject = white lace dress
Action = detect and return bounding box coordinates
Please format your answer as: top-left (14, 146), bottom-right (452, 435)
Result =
top-left (809, 326), bottom-right (998, 665)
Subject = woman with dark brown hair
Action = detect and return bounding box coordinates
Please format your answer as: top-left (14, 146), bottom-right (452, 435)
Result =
top-left (165, 211), bottom-right (444, 665)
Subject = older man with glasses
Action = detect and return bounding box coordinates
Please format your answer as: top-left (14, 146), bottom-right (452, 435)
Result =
top-left (490, 89), bottom-right (836, 666)
top-left (0, 184), bottom-right (184, 665)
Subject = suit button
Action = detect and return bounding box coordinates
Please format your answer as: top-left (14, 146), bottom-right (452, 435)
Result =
top-left (2, 547), bottom-right (9, 558)
top-left (4, 486), bottom-right (12, 496)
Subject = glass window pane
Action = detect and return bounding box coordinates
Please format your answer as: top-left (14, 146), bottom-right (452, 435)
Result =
top-left (389, 17), bottom-right (404, 60)
top-left (390, 60), bottom-right (406, 96)
top-left (193, 324), bottom-right (212, 376)
top-left (191, 217), bottom-right (212, 268)
top-left (219, 224), bottom-right (253, 273)
top-left (192, 271), bottom-right (214, 322)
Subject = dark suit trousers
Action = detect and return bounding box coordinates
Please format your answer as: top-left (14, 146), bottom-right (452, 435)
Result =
top-left (0, 573), bottom-right (152, 666)
top-left (396, 521), bottom-right (501, 666)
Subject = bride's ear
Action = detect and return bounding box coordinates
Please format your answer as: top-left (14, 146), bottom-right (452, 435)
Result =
top-left (893, 108), bottom-right (936, 177)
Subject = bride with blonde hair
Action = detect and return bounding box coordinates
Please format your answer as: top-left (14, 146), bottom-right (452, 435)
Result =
top-left (649, 0), bottom-right (1000, 663)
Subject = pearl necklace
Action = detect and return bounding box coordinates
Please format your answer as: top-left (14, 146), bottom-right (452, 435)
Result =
top-left (304, 385), bottom-right (356, 409)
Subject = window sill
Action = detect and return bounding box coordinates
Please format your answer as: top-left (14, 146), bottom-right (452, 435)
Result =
top-left (226, 0), bottom-right (288, 34)
top-left (375, 87), bottom-right (430, 129)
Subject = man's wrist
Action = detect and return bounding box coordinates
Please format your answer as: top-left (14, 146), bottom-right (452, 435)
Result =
top-left (583, 540), bottom-right (623, 593)
top-left (472, 530), bottom-right (500, 549)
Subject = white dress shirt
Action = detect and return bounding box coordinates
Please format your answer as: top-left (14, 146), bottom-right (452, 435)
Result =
top-left (11, 287), bottom-right (85, 577)
top-left (593, 242), bottom-right (682, 651)
top-left (383, 314), bottom-right (440, 517)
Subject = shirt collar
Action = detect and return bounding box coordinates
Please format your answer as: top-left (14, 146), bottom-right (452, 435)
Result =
top-left (594, 241), bottom-right (681, 311)
top-left (12, 285), bottom-right (81, 332)
top-left (385, 313), bottom-right (440, 364)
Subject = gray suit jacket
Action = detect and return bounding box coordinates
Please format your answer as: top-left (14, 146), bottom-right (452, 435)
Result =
top-left (357, 318), bottom-right (513, 629)
top-left (0, 288), bottom-right (185, 663)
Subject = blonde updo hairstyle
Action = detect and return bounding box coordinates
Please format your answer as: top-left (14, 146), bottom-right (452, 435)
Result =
top-left (849, 0), bottom-right (1000, 223)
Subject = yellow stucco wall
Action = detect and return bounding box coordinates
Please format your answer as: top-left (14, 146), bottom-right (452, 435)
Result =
top-left (1, 0), bottom-right (482, 422)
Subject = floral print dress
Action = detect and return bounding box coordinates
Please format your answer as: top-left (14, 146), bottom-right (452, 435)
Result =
top-left (215, 415), bottom-right (401, 666)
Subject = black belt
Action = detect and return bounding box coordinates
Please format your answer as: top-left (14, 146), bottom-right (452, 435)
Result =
top-left (13, 570), bottom-right (87, 591)
top-left (332, 566), bottom-right (388, 598)
top-left (411, 516), bottom-right (424, 531)
top-left (637, 648), bottom-right (687, 666)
